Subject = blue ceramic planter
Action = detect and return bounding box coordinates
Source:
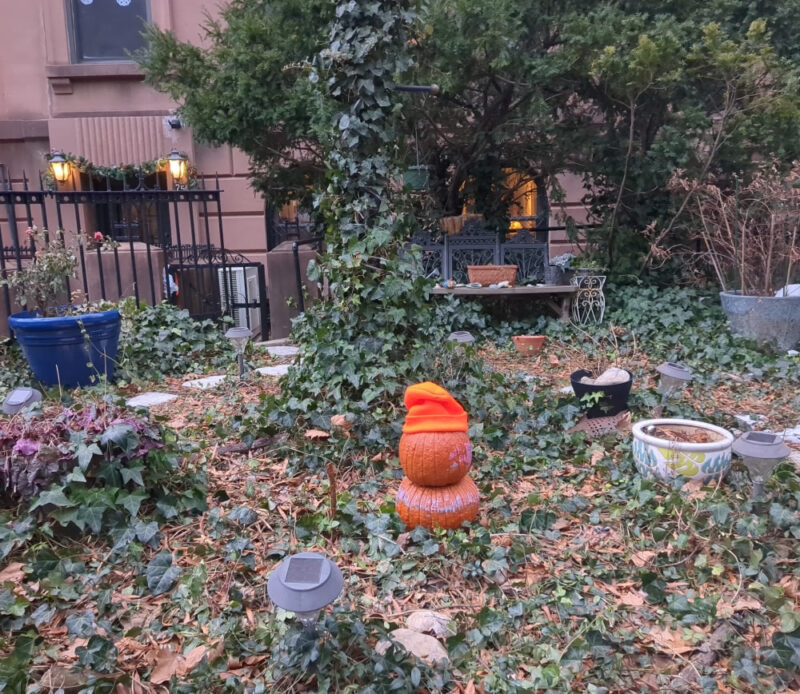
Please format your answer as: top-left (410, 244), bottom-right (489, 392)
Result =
top-left (8, 309), bottom-right (121, 388)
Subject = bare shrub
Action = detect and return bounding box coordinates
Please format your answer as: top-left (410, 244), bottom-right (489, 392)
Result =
top-left (667, 164), bottom-right (800, 296)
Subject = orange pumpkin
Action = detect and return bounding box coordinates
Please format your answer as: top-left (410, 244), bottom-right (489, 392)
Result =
top-left (398, 431), bottom-right (472, 486)
top-left (396, 475), bottom-right (479, 530)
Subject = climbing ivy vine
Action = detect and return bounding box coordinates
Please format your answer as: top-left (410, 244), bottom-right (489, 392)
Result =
top-left (264, 0), bottom-right (457, 434)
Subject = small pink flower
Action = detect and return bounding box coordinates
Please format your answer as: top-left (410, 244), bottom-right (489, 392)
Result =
top-left (94, 231), bottom-right (104, 242)
top-left (25, 227), bottom-right (34, 237)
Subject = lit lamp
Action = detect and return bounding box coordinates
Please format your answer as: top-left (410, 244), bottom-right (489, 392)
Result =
top-left (49, 152), bottom-right (71, 184)
top-left (225, 326), bottom-right (252, 378)
top-left (732, 431), bottom-right (790, 501)
top-left (166, 149), bottom-right (188, 185)
top-left (267, 552), bottom-right (343, 631)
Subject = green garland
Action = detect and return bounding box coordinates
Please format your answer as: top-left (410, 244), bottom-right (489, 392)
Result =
top-left (43, 151), bottom-right (198, 187)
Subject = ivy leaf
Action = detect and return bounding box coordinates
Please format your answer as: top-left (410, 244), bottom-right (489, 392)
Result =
top-left (135, 521), bottom-right (161, 546)
top-left (76, 505), bottom-right (107, 534)
top-left (30, 603), bottom-right (56, 628)
top-left (29, 487), bottom-right (72, 511)
top-left (118, 489), bottom-right (147, 517)
top-left (228, 506), bottom-right (258, 526)
top-left (100, 424), bottom-right (140, 454)
top-left (146, 552), bottom-right (181, 596)
top-left (65, 610), bottom-right (96, 637)
top-left (76, 442), bottom-right (102, 471)
top-left (65, 467), bottom-right (87, 484)
top-left (120, 465), bottom-right (145, 487)
top-left (770, 627), bottom-right (800, 670)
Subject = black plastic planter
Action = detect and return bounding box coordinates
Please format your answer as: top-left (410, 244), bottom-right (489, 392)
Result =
top-left (570, 369), bottom-right (632, 419)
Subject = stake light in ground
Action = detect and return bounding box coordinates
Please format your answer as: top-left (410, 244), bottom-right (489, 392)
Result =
top-left (656, 361), bottom-right (692, 401)
top-left (225, 326), bottom-right (252, 379)
top-left (732, 431), bottom-right (791, 501)
top-left (267, 553), bottom-right (343, 630)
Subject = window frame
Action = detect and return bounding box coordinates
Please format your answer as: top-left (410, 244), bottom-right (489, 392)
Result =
top-left (66, 0), bottom-right (151, 64)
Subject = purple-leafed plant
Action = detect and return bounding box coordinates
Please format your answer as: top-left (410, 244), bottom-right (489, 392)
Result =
top-left (0, 402), bottom-right (205, 537)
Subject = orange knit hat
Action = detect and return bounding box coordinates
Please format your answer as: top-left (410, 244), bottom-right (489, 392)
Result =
top-left (402, 382), bottom-right (468, 434)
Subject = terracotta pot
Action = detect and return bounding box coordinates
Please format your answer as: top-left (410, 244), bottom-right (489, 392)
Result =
top-left (512, 335), bottom-right (546, 355)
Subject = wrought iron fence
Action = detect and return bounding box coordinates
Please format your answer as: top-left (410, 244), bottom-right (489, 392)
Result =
top-left (0, 171), bottom-right (268, 339)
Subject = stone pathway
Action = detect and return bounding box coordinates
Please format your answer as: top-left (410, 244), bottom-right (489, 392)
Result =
top-left (182, 375), bottom-right (228, 390)
top-left (265, 345), bottom-right (300, 358)
top-left (256, 364), bottom-right (291, 377)
top-left (122, 343), bottom-right (300, 408)
top-left (126, 392), bottom-right (178, 408)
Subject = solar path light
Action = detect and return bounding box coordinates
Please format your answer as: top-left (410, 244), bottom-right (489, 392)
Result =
top-left (225, 326), bottom-right (252, 379)
top-left (732, 431), bottom-right (791, 501)
top-left (656, 361), bottom-right (693, 403)
top-left (267, 552), bottom-right (343, 630)
top-left (2, 387), bottom-right (42, 415)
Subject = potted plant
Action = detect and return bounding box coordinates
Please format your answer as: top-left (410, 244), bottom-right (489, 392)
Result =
top-left (632, 418), bottom-right (734, 483)
top-left (669, 165), bottom-right (800, 350)
top-left (544, 253), bottom-right (575, 285)
top-left (563, 328), bottom-right (634, 418)
top-left (573, 255), bottom-right (606, 277)
top-left (3, 227), bottom-right (121, 388)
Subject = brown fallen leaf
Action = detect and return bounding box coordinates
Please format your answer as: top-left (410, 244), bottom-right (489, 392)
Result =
top-left (330, 414), bottom-right (353, 430)
top-left (304, 429), bottom-right (330, 440)
top-left (619, 590), bottom-right (646, 607)
top-left (548, 354), bottom-right (560, 366)
top-left (150, 648), bottom-right (180, 685)
top-left (648, 625), bottom-right (696, 655)
top-left (0, 562), bottom-right (24, 584)
top-left (179, 645), bottom-right (209, 675)
top-left (717, 595), bottom-right (763, 618)
top-left (631, 550), bottom-right (656, 568)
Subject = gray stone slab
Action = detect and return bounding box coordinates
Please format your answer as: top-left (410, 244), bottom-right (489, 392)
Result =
top-left (256, 364), bottom-right (291, 377)
top-left (779, 425), bottom-right (800, 444)
top-left (266, 345), bottom-right (300, 358)
top-left (254, 338), bottom-right (294, 347)
top-left (126, 392), bottom-right (178, 408)
top-left (733, 413), bottom-right (766, 431)
top-left (182, 375), bottom-right (228, 390)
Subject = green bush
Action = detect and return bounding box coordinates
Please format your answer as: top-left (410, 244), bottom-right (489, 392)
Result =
top-left (117, 299), bottom-right (234, 381)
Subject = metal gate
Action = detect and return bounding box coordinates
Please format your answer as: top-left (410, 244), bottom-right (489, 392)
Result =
top-left (0, 171), bottom-right (268, 339)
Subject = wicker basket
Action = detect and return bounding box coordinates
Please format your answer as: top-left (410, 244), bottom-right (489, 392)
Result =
top-left (467, 265), bottom-right (518, 286)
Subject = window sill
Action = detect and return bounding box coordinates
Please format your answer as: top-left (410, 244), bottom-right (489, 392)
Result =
top-left (46, 63), bottom-right (144, 94)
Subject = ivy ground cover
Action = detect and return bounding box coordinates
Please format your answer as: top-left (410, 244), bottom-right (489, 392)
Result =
top-left (0, 288), bottom-right (799, 693)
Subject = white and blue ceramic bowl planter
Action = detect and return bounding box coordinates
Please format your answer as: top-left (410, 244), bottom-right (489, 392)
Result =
top-left (632, 418), bottom-right (734, 483)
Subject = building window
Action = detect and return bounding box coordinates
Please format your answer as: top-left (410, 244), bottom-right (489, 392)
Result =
top-left (68, 0), bottom-right (149, 63)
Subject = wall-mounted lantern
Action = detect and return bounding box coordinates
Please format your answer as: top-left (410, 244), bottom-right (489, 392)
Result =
top-left (166, 149), bottom-right (188, 184)
top-left (49, 152), bottom-right (71, 184)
